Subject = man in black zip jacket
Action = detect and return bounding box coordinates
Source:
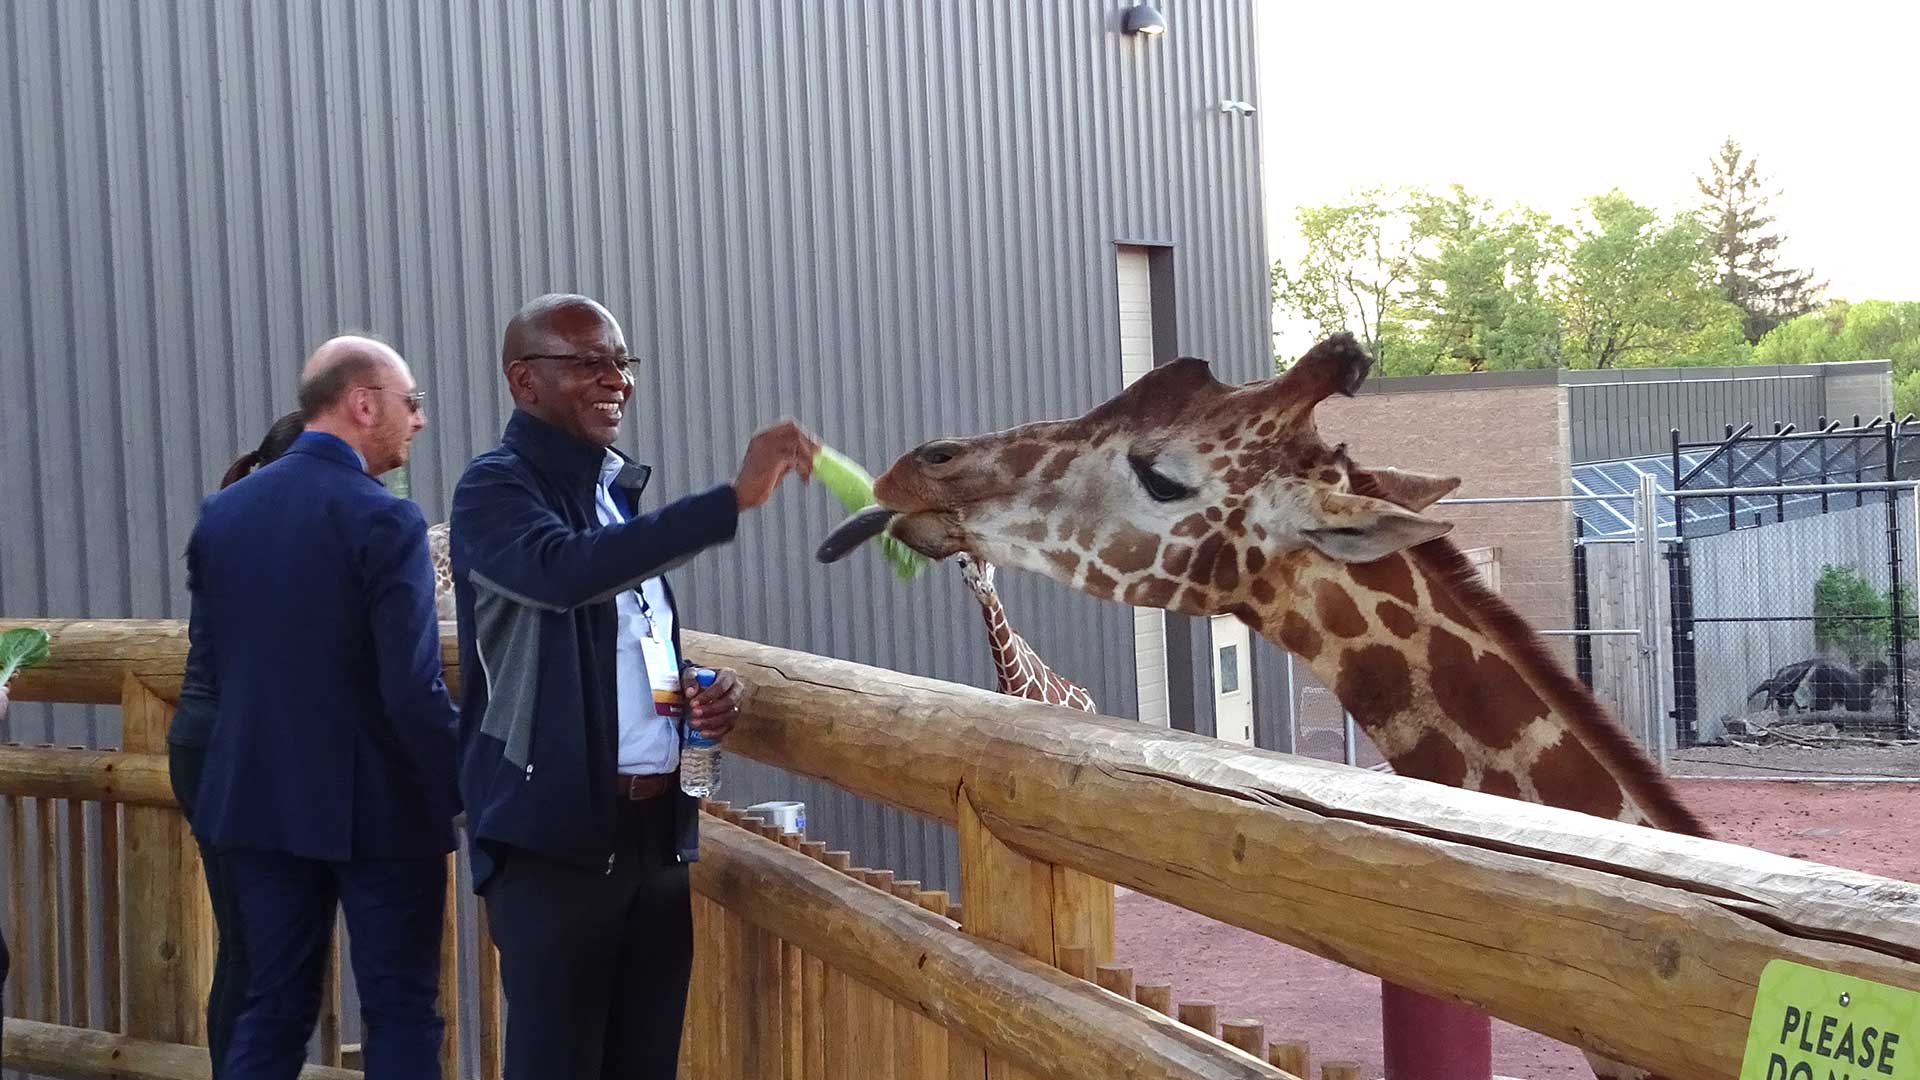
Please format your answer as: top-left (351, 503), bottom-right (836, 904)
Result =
top-left (449, 293), bottom-right (818, 1078)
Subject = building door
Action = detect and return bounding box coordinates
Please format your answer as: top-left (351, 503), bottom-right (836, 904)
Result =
top-left (1117, 246), bottom-right (1169, 726)
top-left (1210, 614), bottom-right (1255, 745)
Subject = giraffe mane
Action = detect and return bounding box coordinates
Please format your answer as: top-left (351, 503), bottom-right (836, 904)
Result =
top-left (1397, 532), bottom-right (1709, 839)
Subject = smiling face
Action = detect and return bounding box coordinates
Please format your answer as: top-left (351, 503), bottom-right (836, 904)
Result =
top-left (854, 334), bottom-right (1461, 620)
top-left (504, 297), bottom-right (636, 448)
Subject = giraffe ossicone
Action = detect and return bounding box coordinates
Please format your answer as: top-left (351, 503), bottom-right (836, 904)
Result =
top-left (828, 331), bottom-right (1697, 1080)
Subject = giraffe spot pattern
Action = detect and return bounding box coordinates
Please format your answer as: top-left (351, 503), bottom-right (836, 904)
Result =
top-left (1479, 768), bottom-right (1522, 798)
top-left (1250, 577), bottom-right (1277, 605)
top-left (1337, 644), bottom-right (1414, 719)
top-left (1422, 563), bottom-right (1479, 631)
top-left (1350, 553), bottom-right (1418, 606)
top-left (1396, 728), bottom-right (1468, 787)
top-left (1041, 450), bottom-right (1076, 483)
top-left (1190, 534), bottom-right (1227, 585)
top-left (1278, 610), bottom-right (1321, 660)
top-left (1211, 545), bottom-right (1240, 590)
top-left (1243, 547), bottom-right (1265, 575)
top-left (1173, 514), bottom-right (1210, 539)
top-left (999, 442), bottom-right (1047, 478)
top-left (1314, 580), bottom-right (1368, 638)
top-left (1226, 603), bottom-right (1264, 630)
top-left (1376, 600), bottom-right (1418, 639)
top-left (1531, 733), bottom-right (1625, 818)
top-left (1161, 544), bottom-right (1193, 576)
top-left (1100, 525), bottom-right (1162, 574)
top-left (1044, 549), bottom-right (1081, 578)
top-left (1009, 520), bottom-right (1050, 543)
top-left (1426, 629), bottom-right (1546, 751)
top-left (1083, 564), bottom-right (1119, 599)
top-left (1127, 577), bottom-right (1179, 607)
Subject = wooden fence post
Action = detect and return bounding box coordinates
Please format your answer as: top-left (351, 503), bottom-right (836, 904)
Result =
top-left (119, 671), bottom-right (213, 1045)
top-left (954, 787), bottom-right (1114, 1079)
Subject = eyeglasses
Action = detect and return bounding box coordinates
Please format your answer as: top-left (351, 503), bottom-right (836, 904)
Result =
top-left (364, 386), bottom-right (427, 414)
top-left (520, 353), bottom-right (638, 380)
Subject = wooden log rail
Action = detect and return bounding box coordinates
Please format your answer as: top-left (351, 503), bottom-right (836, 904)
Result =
top-left (0, 747), bottom-right (1290, 1080)
top-left (11, 618), bottom-right (1920, 1078)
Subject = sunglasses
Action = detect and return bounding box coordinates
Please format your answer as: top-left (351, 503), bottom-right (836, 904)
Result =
top-left (365, 386), bottom-right (428, 414)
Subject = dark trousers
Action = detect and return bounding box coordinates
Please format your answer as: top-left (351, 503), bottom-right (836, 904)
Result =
top-left (221, 850), bottom-right (446, 1080)
top-left (170, 742), bottom-right (246, 1079)
top-left (483, 794), bottom-right (693, 1080)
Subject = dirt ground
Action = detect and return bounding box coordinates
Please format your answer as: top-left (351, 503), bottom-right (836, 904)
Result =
top-left (1112, 778), bottom-right (1920, 1079)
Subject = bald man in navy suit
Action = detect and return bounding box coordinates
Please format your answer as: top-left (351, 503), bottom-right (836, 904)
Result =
top-left (187, 335), bottom-right (458, 1080)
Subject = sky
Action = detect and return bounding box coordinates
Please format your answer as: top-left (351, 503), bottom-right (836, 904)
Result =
top-left (1253, 0), bottom-right (1920, 354)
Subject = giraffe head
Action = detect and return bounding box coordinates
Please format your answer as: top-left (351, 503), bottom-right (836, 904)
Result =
top-left (955, 552), bottom-right (998, 604)
top-left (827, 333), bottom-right (1463, 622)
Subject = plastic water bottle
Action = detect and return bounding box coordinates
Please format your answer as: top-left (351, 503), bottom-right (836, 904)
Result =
top-left (680, 668), bottom-right (722, 799)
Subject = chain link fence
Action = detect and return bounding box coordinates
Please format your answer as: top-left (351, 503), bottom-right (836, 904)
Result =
top-left (1666, 482), bottom-right (1920, 780)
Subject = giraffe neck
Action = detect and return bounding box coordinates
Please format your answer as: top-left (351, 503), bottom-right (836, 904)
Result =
top-left (972, 586), bottom-right (1025, 692)
top-left (1262, 542), bottom-right (1701, 834)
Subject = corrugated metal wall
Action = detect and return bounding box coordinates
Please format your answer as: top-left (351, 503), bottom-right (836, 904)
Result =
top-left (1567, 369), bottom-right (1828, 462)
top-left (0, 0), bottom-right (1270, 896)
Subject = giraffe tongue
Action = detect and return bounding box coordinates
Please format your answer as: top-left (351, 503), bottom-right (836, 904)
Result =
top-left (815, 505), bottom-right (899, 564)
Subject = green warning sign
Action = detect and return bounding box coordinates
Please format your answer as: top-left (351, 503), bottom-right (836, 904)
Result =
top-left (1743, 959), bottom-right (1920, 1080)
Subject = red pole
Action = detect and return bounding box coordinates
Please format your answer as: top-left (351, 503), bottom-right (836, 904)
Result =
top-left (1381, 982), bottom-right (1493, 1080)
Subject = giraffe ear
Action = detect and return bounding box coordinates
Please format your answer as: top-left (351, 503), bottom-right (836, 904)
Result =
top-left (1351, 466), bottom-right (1462, 513)
top-left (1300, 490), bottom-right (1453, 563)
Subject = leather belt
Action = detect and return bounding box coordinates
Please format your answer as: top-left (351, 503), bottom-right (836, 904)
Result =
top-left (616, 772), bottom-right (677, 801)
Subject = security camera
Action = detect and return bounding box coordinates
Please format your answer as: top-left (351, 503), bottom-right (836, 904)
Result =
top-left (1217, 99), bottom-right (1256, 116)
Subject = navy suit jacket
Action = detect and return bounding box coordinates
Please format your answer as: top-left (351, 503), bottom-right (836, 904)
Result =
top-left (187, 431), bottom-right (460, 861)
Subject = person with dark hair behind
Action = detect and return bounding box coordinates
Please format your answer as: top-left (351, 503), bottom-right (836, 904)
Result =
top-left (172, 408), bottom-right (305, 1077)
top-left (218, 410), bottom-right (308, 489)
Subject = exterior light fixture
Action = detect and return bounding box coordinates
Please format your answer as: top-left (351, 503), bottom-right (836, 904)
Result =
top-left (1122, 3), bottom-right (1167, 35)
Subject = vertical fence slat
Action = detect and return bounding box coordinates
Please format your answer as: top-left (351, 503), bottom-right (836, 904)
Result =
top-left (477, 903), bottom-right (503, 1080)
top-left (320, 916), bottom-right (343, 1066)
top-left (780, 832), bottom-right (805, 1080)
top-left (1269, 1039), bottom-right (1311, 1077)
top-left (120, 673), bottom-right (212, 1044)
top-left (1223, 1019), bottom-right (1265, 1056)
top-left (689, 890), bottom-right (727, 1080)
top-left (66, 796), bottom-right (90, 1028)
top-left (6, 791), bottom-right (25, 1023)
top-left (1135, 983), bottom-right (1173, 1016)
top-left (802, 843), bottom-right (831, 1080)
top-left (99, 798), bottom-right (122, 1032)
top-left (39, 794), bottom-right (62, 1022)
top-left (850, 871), bottom-right (897, 1076)
top-left (1094, 965), bottom-right (1133, 998)
top-left (438, 851), bottom-right (461, 1080)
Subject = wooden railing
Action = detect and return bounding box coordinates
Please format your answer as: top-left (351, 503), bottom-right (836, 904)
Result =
top-left (0, 619), bottom-right (1288, 1080)
top-left (8, 617), bottom-right (1920, 1079)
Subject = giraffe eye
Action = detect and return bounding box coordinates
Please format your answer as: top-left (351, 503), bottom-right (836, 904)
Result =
top-left (917, 441), bottom-right (963, 466)
top-left (1128, 454), bottom-right (1194, 503)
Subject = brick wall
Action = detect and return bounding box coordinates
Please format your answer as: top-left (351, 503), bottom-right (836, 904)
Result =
top-left (1316, 382), bottom-right (1575, 643)
top-left (1277, 382), bottom-right (1575, 764)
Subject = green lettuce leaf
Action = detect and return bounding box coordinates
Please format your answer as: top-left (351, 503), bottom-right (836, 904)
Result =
top-left (813, 447), bottom-right (930, 581)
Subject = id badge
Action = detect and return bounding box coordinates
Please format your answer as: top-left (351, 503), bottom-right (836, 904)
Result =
top-left (640, 632), bottom-right (684, 722)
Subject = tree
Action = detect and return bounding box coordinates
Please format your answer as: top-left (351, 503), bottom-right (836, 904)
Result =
top-left (1754, 300), bottom-right (1920, 416)
top-left (1552, 191), bottom-right (1750, 370)
top-left (1813, 563), bottom-right (1919, 665)
top-left (1270, 189), bottom-right (1418, 369)
top-left (1698, 138), bottom-right (1825, 343)
top-left (1395, 187), bottom-right (1564, 373)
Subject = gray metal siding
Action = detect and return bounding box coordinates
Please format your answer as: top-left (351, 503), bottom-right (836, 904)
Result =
top-left (0, 0), bottom-right (1269, 894)
top-left (1568, 371), bottom-right (1828, 462)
